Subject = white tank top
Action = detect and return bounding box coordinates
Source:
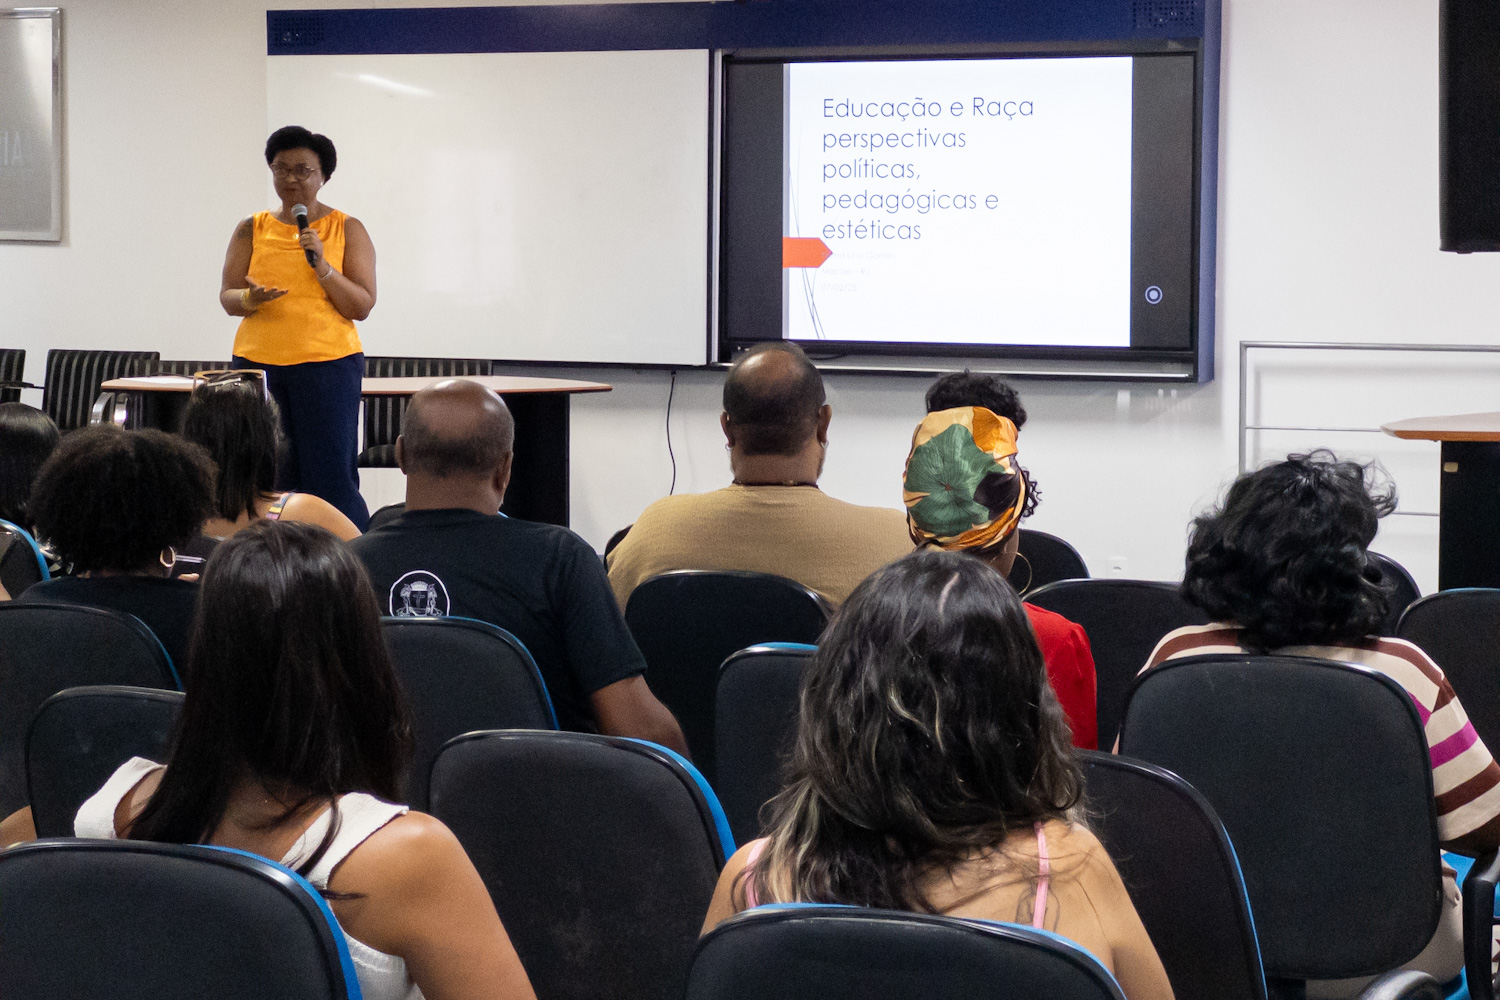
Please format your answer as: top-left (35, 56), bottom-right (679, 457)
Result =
top-left (75, 757), bottom-right (423, 1000)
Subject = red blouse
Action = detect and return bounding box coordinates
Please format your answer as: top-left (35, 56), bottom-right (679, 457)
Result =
top-left (1025, 602), bottom-right (1099, 750)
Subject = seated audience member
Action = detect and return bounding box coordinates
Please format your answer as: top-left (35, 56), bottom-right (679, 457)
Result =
top-left (20, 427), bottom-right (214, 667)
top-left (904, 404), bottom-right (1098, 749)
top-left (608, 342), bottom-right (912, 607)
top-left (702, 549), bottom-right (1173, 1000)
top-left (0, 521), bottom-right (537, 1000)
top-left (350, 380), bottom-right (687, 753)
top-left (1143, 451), bottom-right (1500, 989)
top-left (0, 402), bottom-right (59, 532)
top-left (0, 403), bottom-right (61, 599)
top-left (181, 375), bottom-right (360, 542)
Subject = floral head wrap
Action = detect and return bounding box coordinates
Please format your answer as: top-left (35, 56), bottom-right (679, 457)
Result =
top-left (903, 406), bottom-right (1026, 551)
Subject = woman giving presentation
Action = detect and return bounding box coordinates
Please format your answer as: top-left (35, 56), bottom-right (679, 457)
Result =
top-left (218, 125), bottom-right (376, 529)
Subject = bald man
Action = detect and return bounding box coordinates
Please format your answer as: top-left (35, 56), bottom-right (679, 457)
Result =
top-left (607, 342), bottom-right (912, 607)
top-left (350, 379), bottom-right (687, 752)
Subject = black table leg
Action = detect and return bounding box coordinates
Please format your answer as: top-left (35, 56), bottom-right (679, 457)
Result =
top-left (500, 393), bottom-right (570, 527)
top-left (1439, 440), bottom-right (1500, 589)
top-left (121, 391), bottom-right (189, 433)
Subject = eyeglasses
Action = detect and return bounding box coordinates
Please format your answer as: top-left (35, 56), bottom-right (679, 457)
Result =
top-left (192, 369), bottom-right (269, 401)
top-left (270, 165), bottom-right (319, 180)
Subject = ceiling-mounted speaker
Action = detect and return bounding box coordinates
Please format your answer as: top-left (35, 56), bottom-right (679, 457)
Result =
top-left (1440, 0), bottom-right (1500, 251)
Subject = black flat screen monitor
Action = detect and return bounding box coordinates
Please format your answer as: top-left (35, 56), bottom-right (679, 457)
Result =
top-left (719, 48), bottom-right (1206, 377)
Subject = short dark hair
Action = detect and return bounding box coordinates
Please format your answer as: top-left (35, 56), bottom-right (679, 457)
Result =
top-left (723, 342), bottom-right (826, 456)
top-left (749, 548), bottom-right (1081, 912)
top-left (925, 371), bottom-right (1026, 429)
top-left (129, 521), bottom-right (413, 876)
top-left (0, 403), bottom-right (59, 530)
top-left (922, 370), bottom-right (1040, 519)
top-left (181, 383), bottom-right (281, 522)
top-left (29, 427), bottom-right (216, 573)
top-left (264, 125), bottom-right (336, 179)
top-left (1182, 450), bottom-right (1398, 649)
top-left (400, 384), bottom-right (515, 478)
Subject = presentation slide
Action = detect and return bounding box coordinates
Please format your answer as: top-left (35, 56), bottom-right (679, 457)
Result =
top-left (785, 57), bottom-right (1134, 348)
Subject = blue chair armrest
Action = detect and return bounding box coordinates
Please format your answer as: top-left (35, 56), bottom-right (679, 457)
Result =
top-left (1463, 849), bottom-right (1500, 1000)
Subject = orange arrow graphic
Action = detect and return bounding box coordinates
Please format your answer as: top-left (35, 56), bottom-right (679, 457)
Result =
top-left (783, 237), bottom-right (833, 268)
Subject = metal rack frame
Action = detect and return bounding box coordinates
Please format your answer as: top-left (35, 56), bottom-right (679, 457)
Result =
top-left (1238, 340), bottom-right (1500, 517)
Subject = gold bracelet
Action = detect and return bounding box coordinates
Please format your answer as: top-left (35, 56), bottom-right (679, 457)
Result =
top-left (239, 287), bottom-right (255, 311)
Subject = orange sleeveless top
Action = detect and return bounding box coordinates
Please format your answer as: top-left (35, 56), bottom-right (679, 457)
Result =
top-left (233, 209), bottom-right (361, 366)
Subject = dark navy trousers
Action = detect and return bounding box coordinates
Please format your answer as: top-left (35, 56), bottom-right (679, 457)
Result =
top-left (233, 353), bottom-right (370, 530)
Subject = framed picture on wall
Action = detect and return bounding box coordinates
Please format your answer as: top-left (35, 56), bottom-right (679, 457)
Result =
top-left (0, 7), bottom-right (61, 242)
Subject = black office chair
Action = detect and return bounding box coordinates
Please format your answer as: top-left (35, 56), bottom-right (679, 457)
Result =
top-left (381, 617), bottom-right (556, 810)
top-left (1369, 551), bottom-right (1422, 635)
top-left (0, 604), bottom-right (178, 815)
top-left (1118, 654), bottom-right (1493, 1000)
top-left (0, 839), bottom-right (361, 1000)
top-left (604, 523), bottom-right (633, 558)
top-left (1397, 589), bottom-right (1500, 765)
top-left (625, 570), bottom-right (832, 782)
top-left (27, 686), bottom-right (184, 837)
top-left (1027, 579), bottom-right (1210, 749)
top-left (0, 518), bottom-right (49, 598)
top-left (689, 906), bottom-right (1126, 1000)
top-left (360, 356), bottom-right (494, 467)
top-left (367, 501), bottom-right (406, 530)
top-left (430, 730), bottom-right (732, 1000)
top-left (1011, 527), bottom-right (1090, 595)
top-left (1080, 751), bottom-right (1266, 1000)
top-left (0, 347), bottom-right (25, 404)
top-left (715, 643), bottom-right (814, 844)
top-left (41, 348), bottom-right (160, 432)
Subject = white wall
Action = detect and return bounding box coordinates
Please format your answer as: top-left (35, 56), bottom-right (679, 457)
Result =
top-left (5, 0), bottom-right (1498, 590)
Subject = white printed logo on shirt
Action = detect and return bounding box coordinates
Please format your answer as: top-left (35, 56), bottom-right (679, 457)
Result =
top-left (390, 570), bottom-right (451, 618)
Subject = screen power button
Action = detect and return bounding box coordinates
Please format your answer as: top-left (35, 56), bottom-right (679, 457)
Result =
top-left (1144, 285), bottom-right (1164, 305)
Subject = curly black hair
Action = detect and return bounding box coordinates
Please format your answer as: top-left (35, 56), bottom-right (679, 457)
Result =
top-left (1181, 450), bottom-right (1398, 650)
top-left (29, 427), bottom-right (216, 574)
top-left (265, 125), bottom-right (336, 179)
top-left (926, 370), bottom-right (1027, 430)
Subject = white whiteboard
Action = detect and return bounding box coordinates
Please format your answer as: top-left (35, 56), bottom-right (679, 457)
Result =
top-left (266, 50), bottom-right (710, 365)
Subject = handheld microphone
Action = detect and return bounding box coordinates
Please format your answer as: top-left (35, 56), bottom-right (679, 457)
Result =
top-left (292, 203), bottom-right (316, 267)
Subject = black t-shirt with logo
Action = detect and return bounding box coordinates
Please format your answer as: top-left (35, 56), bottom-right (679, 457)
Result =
top-left (349, 508), bottom-right (648, 733)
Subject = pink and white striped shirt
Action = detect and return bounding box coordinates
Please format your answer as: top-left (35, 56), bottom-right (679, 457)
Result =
top-left (1143, 624), bottom-right (1500, 843)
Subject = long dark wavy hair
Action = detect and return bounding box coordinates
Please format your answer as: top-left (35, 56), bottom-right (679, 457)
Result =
top-left (129, 521), bottom-right (412, 878)
top-left (1181, 450), bottom-right (1398, 649)
top-left (181, 382), bottom-right (281, 523)
top-left (748, 548), bottom-right (1082, 912)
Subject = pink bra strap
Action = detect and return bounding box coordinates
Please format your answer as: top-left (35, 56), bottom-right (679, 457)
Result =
top-left (742, 839), bottom-right (767, 909)
top-left (1032, 821), bottom-right (1051, 929)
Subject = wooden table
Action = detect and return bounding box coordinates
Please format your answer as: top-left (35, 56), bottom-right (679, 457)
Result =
top-left (101, 374), bottom-right (612, 527)
top-left (1383, 412), bottom-right (1500, 589)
